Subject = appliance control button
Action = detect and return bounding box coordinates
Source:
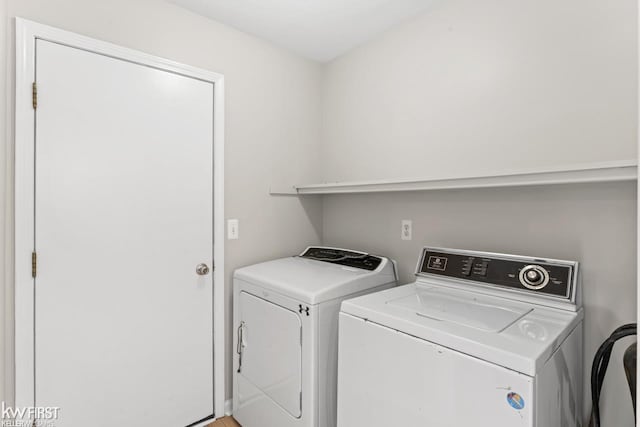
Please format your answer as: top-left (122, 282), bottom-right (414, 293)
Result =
top-left (526, 269), bottom-right (542, 283)
top-left (519, 265), bottom-right (550, 290)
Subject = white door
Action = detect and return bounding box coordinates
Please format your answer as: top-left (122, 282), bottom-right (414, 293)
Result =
top-left (34, 39), bottom-right (214, 426)
top-left (236, 292), bottom-right (302, 419)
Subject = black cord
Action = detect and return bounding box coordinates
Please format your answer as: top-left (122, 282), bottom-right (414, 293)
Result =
top-left (591, 323), bottom-right (637, 427)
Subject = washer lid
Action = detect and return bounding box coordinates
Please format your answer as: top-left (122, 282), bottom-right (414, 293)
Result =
top-left (341, 283), bottom-right (583, 376)
top-left (233, 253), bottom-right (394, 305)
top-left (388, 287), bottom-right (532, 332)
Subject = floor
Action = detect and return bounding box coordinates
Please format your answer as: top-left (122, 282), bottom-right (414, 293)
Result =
top-left (207, 416), bottom-right (241, 427)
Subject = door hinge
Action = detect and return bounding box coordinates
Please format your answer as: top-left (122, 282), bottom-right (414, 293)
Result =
top-left (31, 252), bottom-right (37, 278)
top-left (32, 82), bottom-right (37, 109)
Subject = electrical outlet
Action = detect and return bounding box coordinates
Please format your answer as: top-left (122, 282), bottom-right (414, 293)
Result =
top-left (401, 220), bottom-right (412, 241)
top-left (227, 219), bottom-right (239, 240)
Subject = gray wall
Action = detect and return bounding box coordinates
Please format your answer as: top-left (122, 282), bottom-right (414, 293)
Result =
top-left (322, 181), bottom-right (637, 425)
top-left (320, 0), bottom-right (637, 183)
top-left (0, 0), bottom-right (324, 404)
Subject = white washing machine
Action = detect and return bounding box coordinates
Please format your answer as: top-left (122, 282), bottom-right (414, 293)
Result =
top-left (337, 247), bottom-right (583, 427)
top-left (233, 246), bottom-right (397, 427)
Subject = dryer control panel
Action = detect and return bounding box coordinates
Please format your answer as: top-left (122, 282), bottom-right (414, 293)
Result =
top-left (417, 247), bottom-right (577, 302)
top-left (300, 247), bottom-right (383, 271)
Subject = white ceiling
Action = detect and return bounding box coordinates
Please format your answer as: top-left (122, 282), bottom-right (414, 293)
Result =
top-left (169, 0), bottom-right (438, 62)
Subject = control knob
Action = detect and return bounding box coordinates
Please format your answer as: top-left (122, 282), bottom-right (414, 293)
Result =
top-left (519, 265), bottom-right (549, 290)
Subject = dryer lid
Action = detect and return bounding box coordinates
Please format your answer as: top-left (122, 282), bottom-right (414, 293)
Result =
top-left (233, 251), bottom-right (395, 305)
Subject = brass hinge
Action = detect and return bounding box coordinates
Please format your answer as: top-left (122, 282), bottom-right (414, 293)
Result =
top-left (32, 82), bottom-right (37, 109)
top-left (31, 252), bottom-right (37, 278)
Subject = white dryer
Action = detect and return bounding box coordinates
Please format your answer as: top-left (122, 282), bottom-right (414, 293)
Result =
top-left (337, 247), bottom-right (583, 427)
top-left (233, 246), bottom-right (397, 427)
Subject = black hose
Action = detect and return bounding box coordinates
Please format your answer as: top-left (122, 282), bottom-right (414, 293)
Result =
top-left (590, 323), bottom-right (637, 427)
top-left (623, 343), bottom-right (637, 418)
top-left (595, 325), bottom-right (636, 395)
top-left (592, 324), bottom-right (636, 425)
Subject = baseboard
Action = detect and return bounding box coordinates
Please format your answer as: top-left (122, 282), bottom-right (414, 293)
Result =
top-left (225, 399), bottom-right (233, 416)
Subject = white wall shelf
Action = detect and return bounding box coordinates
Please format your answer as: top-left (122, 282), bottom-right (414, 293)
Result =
top-left (270, 161), bottom-right (638, 195)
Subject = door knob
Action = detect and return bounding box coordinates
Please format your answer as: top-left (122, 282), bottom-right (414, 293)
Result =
top-left (196, 263), bottom-right (210, 276)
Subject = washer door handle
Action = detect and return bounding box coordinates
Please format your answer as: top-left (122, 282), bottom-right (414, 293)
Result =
top-left (237, 321), bottom-right (246, 373)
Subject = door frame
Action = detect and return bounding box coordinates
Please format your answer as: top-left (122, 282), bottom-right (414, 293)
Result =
top-left (14, 18), bottom-right (226, 417)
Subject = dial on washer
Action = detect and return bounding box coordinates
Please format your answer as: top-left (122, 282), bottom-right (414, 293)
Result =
top-left (519, 265), bottom-right (550, 290)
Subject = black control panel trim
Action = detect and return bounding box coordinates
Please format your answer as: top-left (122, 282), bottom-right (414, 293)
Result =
top-left (415, 247), bottom-right (577, 302)
top-left (299, 247), bottom-right (383, 271)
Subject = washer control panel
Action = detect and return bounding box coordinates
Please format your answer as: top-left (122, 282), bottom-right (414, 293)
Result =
top-left (418, 248), bottom-right (576, 300)
top-left (300, 247), bottom-right (383, 271)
